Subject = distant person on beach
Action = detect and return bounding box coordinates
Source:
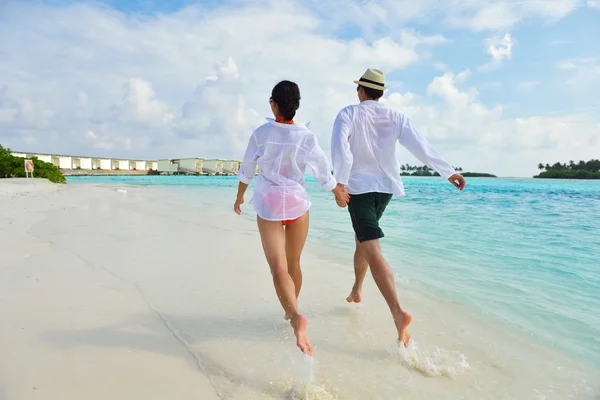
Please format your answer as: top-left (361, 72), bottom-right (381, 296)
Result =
top-left (234, 80), bottom-right (349, 356)
top-left (330, 68), bottom-right (466, 347)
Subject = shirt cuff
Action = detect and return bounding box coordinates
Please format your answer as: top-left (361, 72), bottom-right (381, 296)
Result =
top-left (436, 167), bottom-right (456, 181)
top-left (321, 176), bottom-right (338, 192)
top-left (237, 169), bottom-right (254, 184)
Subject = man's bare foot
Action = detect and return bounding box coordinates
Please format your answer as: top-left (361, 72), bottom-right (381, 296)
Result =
top-left (284, 313), bottom-right (290, 321)
top-left (290, 314), bottom-right (313, 356)
top-left (346, 285), bottom-right (362, 303)
top-left (395, 311), bottom-right (412, 347)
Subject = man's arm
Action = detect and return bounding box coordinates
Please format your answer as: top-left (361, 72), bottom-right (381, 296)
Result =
top-left (398, 114), bottom-right (466, 190)
top-left (331, 108), bottom-right (353, 186)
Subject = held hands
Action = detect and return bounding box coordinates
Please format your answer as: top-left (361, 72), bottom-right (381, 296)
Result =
top-left (333, 183), bottom-right (350, 208)
top-left (448, 173), bottom-right (466, 190)
top-left (234, 195), bottom-right (244, 215)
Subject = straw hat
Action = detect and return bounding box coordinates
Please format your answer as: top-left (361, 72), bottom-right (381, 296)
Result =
top-left (354, 68), bottom-right (387, 91)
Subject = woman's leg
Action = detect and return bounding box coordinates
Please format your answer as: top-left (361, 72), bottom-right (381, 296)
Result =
top-left (257, 215), bottom-right (313, 355)
top-left (285, 211), bottom-right (309, 300)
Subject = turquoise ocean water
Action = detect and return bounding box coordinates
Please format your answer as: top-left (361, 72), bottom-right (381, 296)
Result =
top-left (68, 175), bottom-right (600, 368)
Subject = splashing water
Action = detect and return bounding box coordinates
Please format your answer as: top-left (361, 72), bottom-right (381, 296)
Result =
top-left (267, 354), bottom-right (341, 399)
top-left (387, 340), bottom-right (470, 379)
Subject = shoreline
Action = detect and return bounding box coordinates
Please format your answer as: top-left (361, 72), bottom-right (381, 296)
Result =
top-left (178, 180), bottom-right (600, 371)
top-left (2, 179), bottom-right (598, 399)
top-left (65, 175), bottom-right (600, 369)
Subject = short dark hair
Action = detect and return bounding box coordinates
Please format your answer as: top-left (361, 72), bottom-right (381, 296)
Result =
top-left (272, 80), bottom-right (301, 121)
top-left (358, 85), bottom-right (384, 100)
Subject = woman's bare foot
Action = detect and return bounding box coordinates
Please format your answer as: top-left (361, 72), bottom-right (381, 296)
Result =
top-left (394, 311), bottom-right (412, 347)
top-left (346, 284), bottom-right (362, 303)
top-left (290, 314), bottom-right (313, 356)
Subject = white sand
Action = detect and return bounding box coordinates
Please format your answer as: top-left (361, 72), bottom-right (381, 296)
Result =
top-left (1, 178), bottom-right (598, 400)
top-left (0, 180), bottom-right (221, 400)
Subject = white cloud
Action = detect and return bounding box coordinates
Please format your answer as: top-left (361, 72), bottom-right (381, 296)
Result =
top-left (0, 1), bottom-right (598, 177)
top-left (587, 0), bottom-right (600, 9)
top-left (517, 81), bottom-right (541, 90)
top-left (555, 57), bottom-right (600, 88)
top-left (117, 78), bottom-right (173, 125)
top-left (479, 33), bottom-right (514, 71)
top-left (0, 1), bottom-right (448, 160)
top-left (436, 0), bottom-right (583, 31)
top-left (382, 72), bottom-right (600, 176)
top-left (305, 0), bottom-right (584, 33)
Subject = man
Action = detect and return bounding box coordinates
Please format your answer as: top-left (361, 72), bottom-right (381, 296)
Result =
top-left (330, 68), bottom-right (466, 346)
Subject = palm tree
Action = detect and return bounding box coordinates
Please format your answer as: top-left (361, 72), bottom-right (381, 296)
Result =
top-left (537, 163), bottom-right (545, 170)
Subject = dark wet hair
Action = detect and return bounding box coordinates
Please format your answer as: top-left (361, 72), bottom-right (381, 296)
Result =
top-left (271, 80), bottom-right (300, 121)
top-left (357, 84), bottom-right (384, 100)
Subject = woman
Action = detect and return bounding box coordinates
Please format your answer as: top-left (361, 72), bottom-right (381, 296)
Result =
top-left (234, 80), bottom-right (349, 356)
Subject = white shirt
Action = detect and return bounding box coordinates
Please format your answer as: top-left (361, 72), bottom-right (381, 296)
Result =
top-left (238, 118), bottom-right (337, 221)
top-left (331, 100), bottom-right (456, 197)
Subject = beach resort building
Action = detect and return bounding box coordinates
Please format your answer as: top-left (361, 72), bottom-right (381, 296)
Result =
top-left (222, 160), bottom-right (240, 175)
top-left (119, 159), bottom-right (131, 170)
top-left (71, 156), bottom-right (92, 170)
top-left (91, 158), bottom-right (112, 170)
top-left (39, 154), bottom-right (60, 167)
top-left (12, 152), bottom-right (60, 168)
top-left (8, 150), bottom-right (190, 175)
top-left (157, 159), bottom-right (180, 174)
top-left (203, 159), bottom-right (223, 175)
top-left (109, 159), bottom-right (130, 170)
top-left (56, 155), bottom-right (72, 169)
top-left (178, 158), bottom-right (204, 173)
top-left (129, 160), bottom-right (148, 171)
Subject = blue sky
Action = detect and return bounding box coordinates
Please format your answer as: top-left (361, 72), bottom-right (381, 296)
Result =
top-left (1, 0), bottom-right (599, 176)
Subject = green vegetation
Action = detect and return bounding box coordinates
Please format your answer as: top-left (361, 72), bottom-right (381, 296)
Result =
top-left (400, 164), bottom-right (496, 178)
top-left (0, 145), bottom-right (67, 184)
top-left (534, 159), bottom-right (600, 179)
top-left (461, 172), bottom-right (497, 177)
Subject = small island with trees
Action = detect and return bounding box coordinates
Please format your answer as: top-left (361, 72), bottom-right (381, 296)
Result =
top-left (400, 164), bottom-right (496, 178)
top-left (534, 159), bottom-right (600, 179)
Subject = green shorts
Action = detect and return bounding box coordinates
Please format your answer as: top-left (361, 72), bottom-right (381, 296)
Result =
top-left (347, 192), bottom-right (393, 243)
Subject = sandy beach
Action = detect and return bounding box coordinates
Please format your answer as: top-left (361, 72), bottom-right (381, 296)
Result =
top-left (1, 179), bottom-right (598, 400)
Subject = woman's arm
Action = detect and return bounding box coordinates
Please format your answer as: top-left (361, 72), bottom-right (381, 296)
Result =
top-left (234, 132), bottom-right (259, 214)
top-left (305, 135), bottom-right (349, 205)
top-left (234, 181), bottom-right (248, 215)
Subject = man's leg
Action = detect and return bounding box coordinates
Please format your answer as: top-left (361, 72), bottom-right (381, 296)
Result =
top-left (347, 193), bottom-right (411, 346)
top-left (358, 238), bottom-right (412, 346)
top-left (257, 215), bottom-right (313, 356)
top-left (346, 236), bottom-right (369, 303)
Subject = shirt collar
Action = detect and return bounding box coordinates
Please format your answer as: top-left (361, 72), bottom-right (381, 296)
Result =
top-left (266, 117), bottom-right (311, 129)
top-left (360, 100), bottom-right (380, 105)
